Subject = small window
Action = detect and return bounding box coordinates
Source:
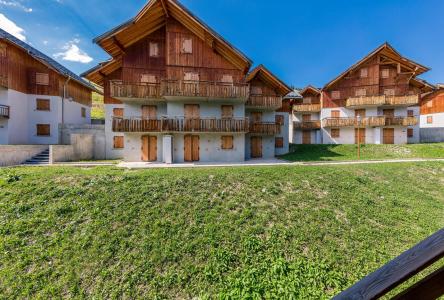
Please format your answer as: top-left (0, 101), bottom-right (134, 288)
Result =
top-left (36, 98), bottom-right (50, 111)
top-left (36, 124), bottom-right (50, 136)
top-left (221, 74), bottom-right (233, 84)
top-left (355, 88), bottom-right (367, 97)
top-left (427, 116), bottom-right (433, 124)
top-left (221, 136), bottom-right (234, 150)
top-left (384, 89), bottom-right (395, 96)
top-left (36, 73), bottom-right (49, 86)
top-left (113, 136), bottom-right (124, 149)
top-left (221, 105), bottom-right (233, 119)
top-left (149, 42), bottom-right (159, 57)
top-left (251, 86), bottom-right (262, 95)
top-left (331, 91), bottom-right (340, 99)
top-left (181, 38), bottom-right (193, 54)
top-left (407, 128), bottom-right (414, 138)
top-left (81, 107), bottom-right (86, 118)
top-left (140, 74), bottom-right (157, 84)
top-left (360, 68), bottom-right (368, 78)
top-left (275, 115), bottom-right (284, 125)
top-left (275, 137), bottom-right (284, 148)
top-left (426, 100), bottom-right (433, 108)
top-left (331, 128), bottom-right (340, 138)
top-left (407, 110), bottom-right (414, 117)
top-left (303, 97), bottom-right (312, 104)
top-left (113, 108), bottom-right (124, 118)
top-left (184, 72), bottom-right (199, 81)
top-left (381, 69), bottom-right (390, 79)
top-left (331, 110), bottom-right (340, 118)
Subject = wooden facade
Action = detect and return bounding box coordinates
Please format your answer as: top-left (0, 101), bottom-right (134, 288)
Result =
top-left (421, 89), bottom-right (444, 115)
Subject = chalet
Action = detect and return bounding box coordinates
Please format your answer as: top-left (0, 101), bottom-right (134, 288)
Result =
top-left (320, 43), bottom-right (434, 145)
top-left (420, 87), bottom-right (444, 142)
top-left (0, 28), bottom-right (97, 145)
top-left (82, 0), bottom-right (291, 163)
top-left (292, 85), bottom-right (322, 144)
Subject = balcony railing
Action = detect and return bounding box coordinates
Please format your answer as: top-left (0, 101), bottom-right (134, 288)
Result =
top-left (249, 122), bottom-right (281, 135)
top-left (0, 105), bottom-right (9, 118)
top-left (322, 116), bottom-right (418, 127)
top-left (246, 95), bottom-right (282, 109)
top-left (346, 94), bottom-right (419, 107)
top-left (112, 117), bottom-right (249, 133)
top-left (110, 82), bottom-right (161, 100)
top-left (162, 80), bottom-right (249, 100)
top-left (293, 103), bottom-right (321, 112)
top-left (293, 120), bottom-right (321, 130)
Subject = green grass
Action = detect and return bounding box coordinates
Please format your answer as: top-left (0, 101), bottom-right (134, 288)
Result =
top-left (1, 163), bottom-right (444, 299)
top-left (280, 143), bottom-right (444, 162)
top-left (91, 92), bottom-right (104, 120)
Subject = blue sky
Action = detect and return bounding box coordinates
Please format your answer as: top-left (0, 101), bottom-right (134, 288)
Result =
top-left (1, 0), bottom-right (443, 88)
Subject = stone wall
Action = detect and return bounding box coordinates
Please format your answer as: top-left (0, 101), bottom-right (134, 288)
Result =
top-left (0, 145), bottom-right (48, 166)
top-left (50, 134), bottom-right (94, 163)
top-left (59, 124), bottom-right (106, 159)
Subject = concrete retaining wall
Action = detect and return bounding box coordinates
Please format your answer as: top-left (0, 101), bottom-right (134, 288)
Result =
top-left (0, 145), bottom-right (48, 166)
top-left (420, 128), bottom-right (444, 143)
top-left (50, 134), bottom-right (94, 163)
top-left (59, 124), bottom-right (106, 159)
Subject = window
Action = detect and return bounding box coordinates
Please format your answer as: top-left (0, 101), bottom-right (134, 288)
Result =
top-left (149, 42), bottom-right (159, 57)
top-left (36, 98), bottom-right (50, 111)
top-left (221, 75), bottom-right (233, 84)
top-left (360, 68), bottom-right (368, 78)
top-left (36, 73), bottom-right (49, 86)
top-left (181, 38), bottom-right (193, 54)
top-left (275, 115), bottom-right (284, 125)
top-left (407, 110), bottom-right (414, 117)
top-left (303, 97), bottom-right (312, 104)
top-left (427, 116), bottom-right (433, 124)
top-left (275, 137), bottom-right (284, 148)
top-left (331, 110), bottom-right (340, 118)
top-left (384, 89), bottom-right (395, 96)
top-left (426, 100), bottom-right (433, 108)
top-left (331, 91), bottom-right (340, 99)
top-left (251, 86), bottom-right (262, 95)
top-left (113, 136), bottom-right (124, 149)
top-left (331, 128), bottom-right (340, 138)
top-left (221, 136), bottom-right (233, 150)
top-left (407, 128), bottom-right (414, 138)
top-left (184, 72), bottom-right (199, 81)
top-left (221, 105), bottom-right (233, 119)
top-left (141, 74), bottom-right (157, 84)
top-left (81, 107), bottom-right (86, 118)
top-left (381, 69), bottom-right (390, 79)
top-left (113, 108), bottom-right (124, 118)
top-left (36, 124), bottom-right (50, 136)
top-left (355, 88), bottom-right (367, 97)
top-left (0, 43), bottom-right (6, 57)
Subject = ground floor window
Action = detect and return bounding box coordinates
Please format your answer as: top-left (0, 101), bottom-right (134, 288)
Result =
top-left (407, 128), bottom-right (414, 138)
top-left (113, 136), bottom-right (124, 149)
top-left (81, 107), bottom-right (86, 118)
top-left (221, 136), bottom-right (234, 150)
top-left (275, 137), bottom-right (284, 148)
top-left (427, 116), bottom-right (433, 124)
top-left (331, 128), bottom-right (340, 138)
top-left (36, 124), bottom-right (50, 136)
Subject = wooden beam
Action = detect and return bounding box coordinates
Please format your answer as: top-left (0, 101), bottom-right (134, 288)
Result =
top-left (112, 37), bottom-right (126, 54)
top-left (392, 266), bottom-right (444, 300)
top-left (159, 0), bottom-right (169, 18)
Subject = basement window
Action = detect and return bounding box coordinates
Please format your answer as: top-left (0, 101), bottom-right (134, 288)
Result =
top-left (181, 38), bottom-right (193, 54)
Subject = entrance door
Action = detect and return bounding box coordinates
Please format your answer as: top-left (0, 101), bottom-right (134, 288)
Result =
top-left (184, 135), bottom-right (200, 162)
top-left (251, 112), bottom-right (263, 123)
top-left (251, 136), bottom-right (263, 158)
top-left (354, 128), bottom-right (366, 144)
top-left (383, 128), bottom-right (395, 144)
top-left (184, 104), bottom-right (200, 131)
top-left (141, 135), bottom-right (157, 162)
top-left (302, 130), bottom-right (311, 144)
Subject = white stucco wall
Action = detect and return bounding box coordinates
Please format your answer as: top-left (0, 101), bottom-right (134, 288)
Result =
top-left (420, 112), bottom-right (444, 128)
top-left (105, 104), bottom-right (125, 159)
top-left (275, 112), bottom-right (290, 155)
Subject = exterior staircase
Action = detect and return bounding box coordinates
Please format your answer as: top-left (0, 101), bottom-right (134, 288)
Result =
top-left (23, 149), bottom-right (50, 165)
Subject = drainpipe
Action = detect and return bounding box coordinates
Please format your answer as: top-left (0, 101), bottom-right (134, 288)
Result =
top-left (61, 76), bottom-right (71, 144)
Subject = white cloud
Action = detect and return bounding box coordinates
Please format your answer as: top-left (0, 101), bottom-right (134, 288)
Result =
top-left (0, 1), bottom-right (32, 13)
top-left (0, 13), bottom-right (26, 41)
top-left (53, 39), bottom-right (93, 64)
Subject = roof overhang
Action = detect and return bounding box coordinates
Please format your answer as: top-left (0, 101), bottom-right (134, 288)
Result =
top-left (300, 85), bottom-right (321, 96)
top-left (246, 64), bottom-right (292, 96)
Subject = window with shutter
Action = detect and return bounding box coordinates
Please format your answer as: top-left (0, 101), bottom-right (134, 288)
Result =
top-left (331, 110), bottom-right (340, 118)
top-left (141, 74), bottom-right (157, 84)
top-left (275, 115), bottom-right (284, 124)
top-left (355, 88), bottom-right (367, 97)
top-left (113, 136), bottom-right (124, 149)
top-left (182, 38), bottom-right (193, 54)
top-left (81, 107), bottom-right (86, 118)
top-left (36, 124), bottom-right (50, 136)
top-left (221, 105), bottom-right (233, 119)
top-left (36, 99), bottom-right (50, 111)
top-left (360, 68), bottom-right (368, 78)
top-left (331, 91), bottom-right (340, 99)
top-left (221, 74), bottom-right (233, 84)
top-left (36, 73), bottom-right (49, 86)
top-left (149, 42), bottom-right (159, 57)
top-left (426, 100), bottom-right (433, 108)
top-left (407, 128), bottom-right (414, 138)
top-left (275, 137), bottom-right (284, 148)
top-left (303, 97), bottom-right (312, 104)
top-left (384, 89), bottom-right (395, 96)
top-left (381, 69), bottom-right (390, 79)
top-left (113, 108), bottom-right (124, 118)
top-left (407, 110), bottom-right (414, 117)
top-left (251, 86), bottom-right (262, 95)
top-left (184, 72), bottom-right (199, 81)
top-left (221, 136), bottom-right (234, 150)
top-left (331, 128), bottom-right (340, 138)
top-left (427, 116), bottom-right (433, 124)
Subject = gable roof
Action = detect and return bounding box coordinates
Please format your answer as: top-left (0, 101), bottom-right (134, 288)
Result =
top-left (0, 28), bottom-right (98, 92)
top-left (324, 42), bottom-right (430, 89)
top-left (246, 65), bottom-right (292, 96)
top-left (300, 85), bottom-right (321, 96)
top-left (283, 89), bottom-right (302, 99)
top-left (92, 0), bottom-right (252, 72)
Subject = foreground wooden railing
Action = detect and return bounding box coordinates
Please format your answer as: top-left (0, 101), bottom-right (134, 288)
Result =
top-left (322, 116), bottom-right (418, 127)
top-left (0, 104), bottom-right (9, 118)
top-left (162, 80), bottom-right (249, 99)
top-left (346, 94), bottom-right (420, 107)
top-left (246, 95), bottom-right (282, 109)
top-left (293, 103), bottom-right (322, 112)
top-left (249, 122), bottom-right (281, 135)
top-left (334, 228), bottom-right (444, 299)
top-left (293, 120), bottom-right (321, 130)
top-left (113, 117), bottom-right (249, 133)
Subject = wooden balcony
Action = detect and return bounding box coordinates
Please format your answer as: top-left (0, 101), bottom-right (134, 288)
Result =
top-left (112, 117), bottom-right (249, 133)
top-left (322, 116), bottom-right (418, 127)
top-left (293, 103), bottom-right (321, 112)
top-left (385, 116), bottom-right (418, 126)
top-left (293, 120), bottom-right (321, 130)
top-left (110, 82), bottom-right (162, 101)
top-left (162, 80), bottom-right (249, 101)
top-left (346, 94), bottom-right (420, 107)
top-left (0, 105), bottom-right (9, 118)
top-left (246, 95), bottom-right (282, 110)
top-left (249, 122), bottom-right (281, 135)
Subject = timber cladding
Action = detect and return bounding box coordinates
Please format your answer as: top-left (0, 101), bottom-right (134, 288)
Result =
top-left (421, 90), bottom-right (444, 114)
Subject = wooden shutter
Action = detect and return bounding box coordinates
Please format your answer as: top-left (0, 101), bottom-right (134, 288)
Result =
top-left (81, 107), bottom-right (86, 118)
top-left (36, 124), bottom-right (50, 136)
top-left (360, 68), bottom-right (368, 78)
top-left (407, 128), bottom-right (414, 138)
top-left (36, 99), bottom-right (50, 111)
top-left (275, 137), bottom-right (284, 148)
top-left (149, 42), bottom-right (159, 57)
top-left (251, 112), bottom-right (262, 123)
top-left (331, 128), bottom-right (340, 138)
top-left (113, 136), bottom-right (124, 149)
top-left (355, 88), bottom-right (367, 97)
top-left (142, 105), bottom-right (157, 119)
top-left (113, 108), bottom-right (124, 118)
top-left (221, 105), bottom-right (233, 119)
top-left (182, 38), bottom-right (193, 54)
top-left (184, 104), bottom-right (200, 118)
top-left (355, 128), bottom-right (366, 144)
top-left (275, 115), bottom-right (284, 124)
top-left (331, 110), bottom-right (340, 118)
top-left (251, 86), bottom-right (262, 95)
top-left (36, 73), bottom-right (49, 85)
top-left (221, 136), bottom-right (234, 150)
top-left (381, 69), bottom-right (390, 79)
top-left (383, 109), bottom-right (395, 118)
top-left (221, 75), bottom-right (233, 84)
top-left (427, 116), bottom-right (433, 124)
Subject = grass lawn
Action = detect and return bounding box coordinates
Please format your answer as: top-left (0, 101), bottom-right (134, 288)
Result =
top-left (1, 163), bottom-right (444, 298)
top-left (280, 143), bottom-right (444, 162)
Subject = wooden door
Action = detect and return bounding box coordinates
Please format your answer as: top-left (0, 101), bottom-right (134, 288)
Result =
top-left (184, 135), bottom-right (199, 162)
top-left (141, 135), bottom-right (157, 162)
top-left (383, 109), bottom-right (395, 118)
top-left (354, 128), bottom-right (366, 144)
top-left (383, 128), bottom-right (395, 144)
top-left (251, 112), bottom-right (262, 123)
top-left (142, 105), bottom-right (157, 119)
top-left (302, 130), bottom-right (311, 144)
top-left (251, 136), bottom-right (262, 158)
top-left (302, 114), bottom-right (311, 122)
top-left (185, 104), bottom-right (200, 131)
